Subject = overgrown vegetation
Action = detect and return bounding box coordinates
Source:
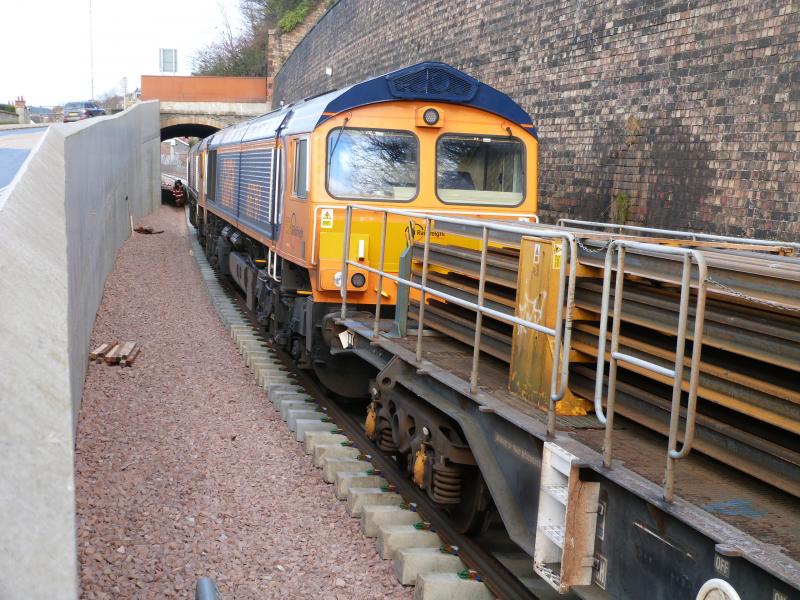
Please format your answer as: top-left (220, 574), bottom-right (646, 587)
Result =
top-left (278, 0), bottom-right (314, 32)
top-left (624, 115), bottom-right (642, 147)
top-left (0, 103), bottom-right (16, 114)
top-left (192, 0), bottom-right (317, 76)
top-left (609, 192), bottom-right (630, 224)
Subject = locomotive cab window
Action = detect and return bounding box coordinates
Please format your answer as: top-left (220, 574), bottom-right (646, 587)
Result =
top-left (436, 135), bottom-right (524, 205)
top-left (294, 138), bottom-right (308, 198)
top-left (327, 128), bottom-right (418, 201)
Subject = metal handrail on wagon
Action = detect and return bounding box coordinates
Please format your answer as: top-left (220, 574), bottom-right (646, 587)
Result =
top-left (339, 204), bottom-right (577, 436)
top-left (310, 204), bottom-right (539, 266)
top-left (593, 240), bottom-right (709, 502)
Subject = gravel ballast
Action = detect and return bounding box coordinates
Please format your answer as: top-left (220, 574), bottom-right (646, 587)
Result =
top-left (75, 205), bottom-right (412, 599)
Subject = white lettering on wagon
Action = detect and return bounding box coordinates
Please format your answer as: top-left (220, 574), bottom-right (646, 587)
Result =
top-left (494, 433), bottom-right (541, 467)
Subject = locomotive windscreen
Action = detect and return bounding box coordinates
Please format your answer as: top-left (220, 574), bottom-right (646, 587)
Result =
top-left (436, 135), bottom-right (524, 206)
top-left (327, 128), bottom-right (418, 201)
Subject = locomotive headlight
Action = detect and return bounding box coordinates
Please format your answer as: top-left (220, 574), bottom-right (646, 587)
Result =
top-left (333, 271), bottom-right (343, 288)
top-left (423, 108), bottom-right (440, 125)
top-left (350, 272), bottom-right (366, 288)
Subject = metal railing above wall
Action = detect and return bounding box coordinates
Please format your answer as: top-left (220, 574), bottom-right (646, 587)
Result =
top-left (557, 218), bottom-right (800, 252)
top-left (339, 204), bottom-right (575, 436)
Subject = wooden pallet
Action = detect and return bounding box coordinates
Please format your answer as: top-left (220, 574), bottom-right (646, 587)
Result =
top-left (88, 341), bottom-right (140, 366)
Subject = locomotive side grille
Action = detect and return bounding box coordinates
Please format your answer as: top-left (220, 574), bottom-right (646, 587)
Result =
top-left (216, 153), bottom-right (239, 212)
top-left (238, 148), bottom-right (273, 229)
top-left (388, 66), bottom-right (478, 101)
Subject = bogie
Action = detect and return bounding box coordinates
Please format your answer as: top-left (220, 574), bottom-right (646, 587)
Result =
top-left (367, 380), bottom-right (494, 533)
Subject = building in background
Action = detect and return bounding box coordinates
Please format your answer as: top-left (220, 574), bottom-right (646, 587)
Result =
top-left (160, 137), bottom-right (189, 179)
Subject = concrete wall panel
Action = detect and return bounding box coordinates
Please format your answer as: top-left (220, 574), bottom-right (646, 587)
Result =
top-left (0, 101), bottom-right (159, 599)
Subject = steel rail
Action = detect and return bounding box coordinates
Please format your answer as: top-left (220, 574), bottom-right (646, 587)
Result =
top-left (410, 243), bottom-right (520, 287)
top-left (573, 283), bottom-right (800, 371)
top-left (576, 245), bottom-right (800, 310)
top-left (408, 301), bottom-right (514, 362)
top-left (556, 218), bottom-right (800, 251)
top-left (408, 269), bottom-right (517, 312)
top-left (434, 220), bottom-right (800, 310)
top-left (571, 326), bottom-right (800, 434)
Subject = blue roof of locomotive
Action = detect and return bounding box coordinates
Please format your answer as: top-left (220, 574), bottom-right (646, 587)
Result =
top-left (206, 62), bottom-right (537, 149)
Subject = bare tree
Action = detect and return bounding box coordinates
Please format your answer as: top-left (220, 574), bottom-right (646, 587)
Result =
top-left (192, 0), bottom-right (311, 76)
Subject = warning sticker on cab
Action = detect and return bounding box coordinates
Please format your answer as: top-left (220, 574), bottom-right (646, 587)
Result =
top-left (320, 208), bottom-right (334, 229)
top-left (552, 243), bottom-right (562, 270)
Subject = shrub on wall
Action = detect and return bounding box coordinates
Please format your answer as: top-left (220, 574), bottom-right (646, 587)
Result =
top-left (609, 192), bottom-right (630, 224)
top-left (278, 0), bottom-right (314, 32)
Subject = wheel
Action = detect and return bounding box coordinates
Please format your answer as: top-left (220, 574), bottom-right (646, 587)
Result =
top-left (447, 468), bottom-right (493, 535)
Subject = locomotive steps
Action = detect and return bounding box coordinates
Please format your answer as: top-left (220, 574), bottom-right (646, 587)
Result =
top-left (188, 224), bottom-right (500, 600)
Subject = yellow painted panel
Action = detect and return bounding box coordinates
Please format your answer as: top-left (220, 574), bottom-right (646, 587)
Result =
top-left (510, 237), bottom-right (590, 415)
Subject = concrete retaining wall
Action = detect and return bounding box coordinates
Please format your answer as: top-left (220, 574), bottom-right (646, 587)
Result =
top-left (0, 101), bottom-right (160, 599)
top-left (0, 110), bottom-right (18, 124)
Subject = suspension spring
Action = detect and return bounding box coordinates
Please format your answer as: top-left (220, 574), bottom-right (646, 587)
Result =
top-left (432, 463), bottom-right (462, 505)
top-left (378, 427), bottom-right (398, 453)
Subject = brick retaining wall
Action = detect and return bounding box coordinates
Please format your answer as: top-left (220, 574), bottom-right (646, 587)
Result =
top-left (273, 0), bottom-right (800, 239)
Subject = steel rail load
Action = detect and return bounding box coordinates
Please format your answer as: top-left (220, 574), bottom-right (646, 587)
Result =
top-left (188, 62), bottom-right (800, 600)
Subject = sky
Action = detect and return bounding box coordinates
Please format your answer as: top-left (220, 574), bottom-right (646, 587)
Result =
top-left (0, 0), bottom-right (244, 107)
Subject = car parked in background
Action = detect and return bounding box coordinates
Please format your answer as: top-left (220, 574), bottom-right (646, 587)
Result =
top-left (63, 101), bottom-right (106, 122)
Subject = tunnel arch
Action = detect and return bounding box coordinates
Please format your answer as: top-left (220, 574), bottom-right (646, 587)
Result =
top-left (159, 114), bottom-right (228, 141)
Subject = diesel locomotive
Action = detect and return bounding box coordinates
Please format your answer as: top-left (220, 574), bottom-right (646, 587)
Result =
top-left (188, 62), bottom-right (538, 397)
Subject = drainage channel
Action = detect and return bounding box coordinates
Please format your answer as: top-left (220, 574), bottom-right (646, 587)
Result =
top-left (188, 227), bottom-right (541, 600)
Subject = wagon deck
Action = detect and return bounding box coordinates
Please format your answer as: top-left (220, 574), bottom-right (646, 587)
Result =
top-left (341, 308), bottom-right (800, 598)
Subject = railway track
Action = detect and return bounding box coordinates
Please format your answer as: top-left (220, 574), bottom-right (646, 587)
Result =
top-left (191, 224), bottom-right (544, 600)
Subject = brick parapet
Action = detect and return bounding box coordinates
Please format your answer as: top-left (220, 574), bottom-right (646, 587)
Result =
top-left (273, 0), bottom-right (800, 240)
